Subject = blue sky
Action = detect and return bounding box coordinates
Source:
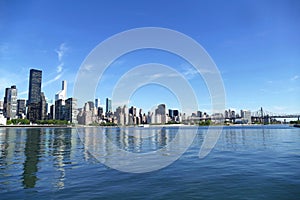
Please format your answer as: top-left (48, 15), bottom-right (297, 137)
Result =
top-left (0, 0), bottom-right (299, 114)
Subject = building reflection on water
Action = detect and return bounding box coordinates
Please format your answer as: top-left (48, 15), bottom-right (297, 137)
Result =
top-left (0, 126), bottom-right (284, 190)
top-left (23, 128), bottom-right (40, 188)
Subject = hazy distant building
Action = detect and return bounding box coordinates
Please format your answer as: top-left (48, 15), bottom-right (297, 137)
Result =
top-left (97, 107), bottom-right (103, 117)
top-left (169, 109), bottom-right (174, 119)
top-left (155, 104), bottom-right (166, 124)
top-left (106, 98), bottom-right (112, 114)
top-left (241, 110), bottom-right (252, 124)
top-left (3, 85), bottom-right (18, 119)
top-left (27, 69), bottom-right (43, 122)
top-left (95, 98), bottom-right (100, 109)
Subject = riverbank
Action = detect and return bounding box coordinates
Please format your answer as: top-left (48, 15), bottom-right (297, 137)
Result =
top-left (0, 124), bottom-right (72, 128)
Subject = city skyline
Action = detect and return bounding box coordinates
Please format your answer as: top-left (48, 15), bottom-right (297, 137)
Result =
top-left (0, 1), bottom-right (299, 114)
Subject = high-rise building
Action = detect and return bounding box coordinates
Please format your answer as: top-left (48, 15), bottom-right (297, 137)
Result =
top-left (55, 99), bottom-right (65, 120)
top-left (27, 69), bottom-right (42, 122)
top-left (106, 98), bottom-right (112, 114)
top-left (155, 104), bottom-right (166, 124)
top-left (17, 99), bottom-right (26, 118)
top-left (49, 104), bottom-right (55, 120)
top-left (95, 98), bottom-right (100, 109)
top-left (3, 85), bottom-right (18, 119)
top-left (97, 107), bottom-right (103, 117)
top-left (40, 92), bottom-right (47, 120)
top-left (0, 101), bottom-right (6, 124)
top-left (0, 100), bottom-right (3, 114)
top-left (28, 69), bottom-right (42, 105)
top-left (241, 110), bottom-right (252, 124)
top-left (169, 109), bottom-right (174, 119)
top-left (55, 80), bottom-right (67, 101)
top-left (54, 81), bottom-right (67, 121)
top-left (65, 98), bottom-right (77, 123)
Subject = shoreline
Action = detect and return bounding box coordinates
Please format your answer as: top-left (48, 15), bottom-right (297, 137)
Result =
top-left (0, 124), bottom-right (72, 128)
top-left (0, 123), bottom-right (295, 129)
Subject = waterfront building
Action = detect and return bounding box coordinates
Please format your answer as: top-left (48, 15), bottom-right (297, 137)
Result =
top-left (3, 85), bottom-right (18, 119)
top-left (241, 110), bottom-right (252, 124)
top-left (106, 98), bottom-right (112, 115)
top-left (55, 80), bottom-right (67, 101)
top-left (0, 100), bottom-right (6, 125)
top-left (0, 101), bottom-right (3, 114)
top-left (115, 106), bottom-right (125, 125)
top-left (46, 99), bottom-right (54, 119)
top-left (49, 104), bottom-right (55, 120)
top-left (55, 99), bottom-right (65, 120)
top-left (0, 113), bottom-right (6, 125)
top-left (40, 92), bottom-right (47, 120)
top-left (27, 69), bottom-right (43, 122)
top-left (54, 81), bottom-right (77, 123)
top-left (77, 101), bottom-right (97, 125)
top-left (197, 111), bottom-right (202, 118)
top-left (95, 98), bottom-right (100, 109)
top-left (147, 112), bottom-right (153, 124)
top-left (97, 107), bottom-right (103, 118)
top-left (169, 109), bottom-right (174, 120)
top-left (155, 104), bottom-right (166, 124)
top-left (55, 80), bottom-right (67, 120)
top-left (65, 98), bottom-right (78, 123)
top-left (17, 99), bottom-right (26, 118)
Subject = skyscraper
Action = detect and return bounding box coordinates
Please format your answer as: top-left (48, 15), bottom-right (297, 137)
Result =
top-left (95, 98), bottom-right (100, 109)
top-left (155, 104), bottom-right (166, 124)
top-left (3, 85), bottom-right (18, 119)
top-left (55, 80), bottom-right (67, 101)
top-left (17, 99), bottom-right (26, 118)
top-left (106, 98), bottom-right (112, 114)
top-left (65, 98), bottom-right (78, 123)
top-left (55, 80), bottom-right (67, 121)
top-left (27, 69), bottom-right (42, 122)
top-left (28, 69), bottom-right (42, 105)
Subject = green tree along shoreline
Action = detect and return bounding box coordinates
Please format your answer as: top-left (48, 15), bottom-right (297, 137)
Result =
top-left (290, 120), bottom-right (300, 125)
top-left (6, 119), bottom-right (70, 125)
top-left (199, 120), bottom-right (211, 126)
top-left (7, 119), bottom-right (30, 125)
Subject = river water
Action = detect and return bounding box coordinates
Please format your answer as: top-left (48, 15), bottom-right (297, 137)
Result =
top-left (0, 125), bottom-right (299, 199)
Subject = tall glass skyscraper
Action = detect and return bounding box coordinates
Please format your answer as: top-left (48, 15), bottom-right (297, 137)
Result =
top-left (28, 69), bottom-right (42, 104)
top-left (27, 69), bottom-right (42, 122)
top-left (106, 98), bottom-right (112, 114)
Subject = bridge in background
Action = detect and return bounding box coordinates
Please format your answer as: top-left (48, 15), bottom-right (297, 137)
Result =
top-left (251, 107), bottom-right (300, 123)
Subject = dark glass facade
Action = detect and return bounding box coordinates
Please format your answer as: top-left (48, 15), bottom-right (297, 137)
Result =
top-left (27, 69), bottom-right (42, 122)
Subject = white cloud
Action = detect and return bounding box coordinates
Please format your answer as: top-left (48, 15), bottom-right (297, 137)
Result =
top-left (43, 73), bottom-right (63, 88)
top-left (291, 75), bottom-right (299, 81)
top-left (55, 43), bottom-right (68, 62)
top-left (57, 63), bottom-right (64, 73)
top-left (183, 67), bottom-right (198, 79)
top-left (82, 64), bottom-right (94, 71)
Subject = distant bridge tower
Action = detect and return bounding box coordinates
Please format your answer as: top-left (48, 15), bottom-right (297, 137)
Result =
top-left (260, 107), bottom-right (264, 123)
